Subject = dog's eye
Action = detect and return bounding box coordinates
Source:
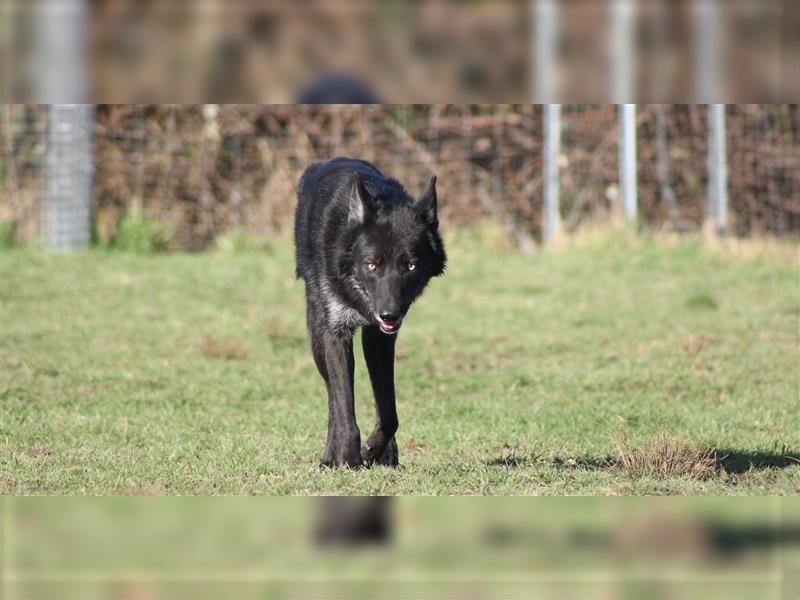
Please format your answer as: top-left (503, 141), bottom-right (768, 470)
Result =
top-left (366, 262), bottom-right (377, 272)
top-left (407, 262), bottom-right (416, 272)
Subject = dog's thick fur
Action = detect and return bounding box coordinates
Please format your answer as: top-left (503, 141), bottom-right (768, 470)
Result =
top-left (295, 158), bottom-right (446, 468)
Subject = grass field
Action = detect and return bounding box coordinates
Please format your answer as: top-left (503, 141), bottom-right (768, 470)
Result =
top-left (1, 229), bottom-right (798, 495)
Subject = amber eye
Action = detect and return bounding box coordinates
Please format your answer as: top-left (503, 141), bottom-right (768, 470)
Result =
top-left (407, 262), bottom-right (416, 272)
top-left (366, 262), bottom-right (377, 272)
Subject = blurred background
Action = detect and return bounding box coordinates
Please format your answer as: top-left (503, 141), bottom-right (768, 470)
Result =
top-left (2, 104), bottom-right (799, 252)
top-left (2, 0), bottom-right (795, 103)
top-left (2, 1), bottom-right (798, 596)
top-left (2, 497), bottom-right (799, 599)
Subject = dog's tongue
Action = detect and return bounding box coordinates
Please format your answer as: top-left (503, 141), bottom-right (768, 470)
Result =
top-left (380, 321), bottom-right (398, 332)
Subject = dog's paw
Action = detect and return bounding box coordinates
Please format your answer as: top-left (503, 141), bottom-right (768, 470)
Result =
top-left (320, 457), bottom-right (364, 470)
top-left (321, 446), bottom-right (365, 470)
top-left (362, 437), bottom-right (399, 468)
top-left (321, 429), bottom-right (364, 469)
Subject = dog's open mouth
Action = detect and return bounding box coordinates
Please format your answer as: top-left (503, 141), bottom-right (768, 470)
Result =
top-left (378, 320), bottom-right (401, 335)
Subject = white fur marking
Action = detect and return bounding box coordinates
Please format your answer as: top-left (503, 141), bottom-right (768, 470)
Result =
top-left (320, 280), bottom-right (369, 329)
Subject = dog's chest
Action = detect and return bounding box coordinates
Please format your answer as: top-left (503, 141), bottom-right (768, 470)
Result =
top-left (320, 282), bottom-right (369, 329)
top-left (329, 298), bottom-right (368, 329)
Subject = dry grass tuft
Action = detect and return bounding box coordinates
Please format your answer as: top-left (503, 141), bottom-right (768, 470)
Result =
top-left (198, 336), bottom-right (249, 360)
top-left (612, 429), bottom-right (718, 480)
top-left (263, 314), bottom-right (303, 340)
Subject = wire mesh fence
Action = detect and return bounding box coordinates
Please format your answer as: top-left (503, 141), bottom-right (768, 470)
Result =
top-left (1, 104), bottom-right (798, 251)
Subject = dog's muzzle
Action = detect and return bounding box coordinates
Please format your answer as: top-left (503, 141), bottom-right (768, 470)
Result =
top-left (377, 316), bottom-right (401, 335)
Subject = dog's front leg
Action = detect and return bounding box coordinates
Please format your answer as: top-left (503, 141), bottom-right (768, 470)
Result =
top-left (320, 331), bottom-right (363, 469)
top-left (361, 325), bottom-right (399, 467)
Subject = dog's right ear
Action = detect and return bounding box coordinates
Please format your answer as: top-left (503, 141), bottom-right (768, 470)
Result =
top-left (414, 175), bottom-right (438, 228)
top-left (348, 172), bottom-right (374, 224)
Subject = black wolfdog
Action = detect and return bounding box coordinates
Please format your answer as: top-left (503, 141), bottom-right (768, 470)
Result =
top-left (295, 158), bottom-right (446, 468)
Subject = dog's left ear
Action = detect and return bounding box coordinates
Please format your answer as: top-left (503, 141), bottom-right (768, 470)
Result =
top-left (349, 172), bottom-right (375, 224)
top-left (414, 175), bottom-right (438, 228)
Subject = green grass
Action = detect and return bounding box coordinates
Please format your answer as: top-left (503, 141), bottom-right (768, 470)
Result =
top-left (1, 230), bottom-right (798, 495)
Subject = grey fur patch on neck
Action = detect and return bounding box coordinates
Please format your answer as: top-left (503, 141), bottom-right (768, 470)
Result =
top-left (320, 280), bottom-right (370, 330)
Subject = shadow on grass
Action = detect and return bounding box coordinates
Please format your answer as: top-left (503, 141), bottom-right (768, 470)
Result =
top-left (485, 448), bottom-right (800, 475)
top-left (550, 456), bottom-right (614, 470)
top-left (485, 453), bottom-right (544, 468)
top-left (713, 449), bottom-right (800, 474)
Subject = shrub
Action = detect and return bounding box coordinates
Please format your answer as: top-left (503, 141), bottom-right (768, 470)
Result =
top-left (111, 202), bottom-right (173, 252)
top-left (0, 220), bottom-right (19, 248)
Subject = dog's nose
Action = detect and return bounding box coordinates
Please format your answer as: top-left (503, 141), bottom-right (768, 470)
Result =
top-left (379, 311), bottom-right (400, 324)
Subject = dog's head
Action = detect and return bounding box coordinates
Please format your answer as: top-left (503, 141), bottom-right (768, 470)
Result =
top-left (341, 172), bottom-right (446, 335)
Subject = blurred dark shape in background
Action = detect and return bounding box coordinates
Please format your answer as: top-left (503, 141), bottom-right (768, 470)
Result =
top-left (315, 497), bottom-right (392, 547)
top-left (3, 497), bottom-right (798, 599)
top-left (2, 0), bottom-right (795, 102)
top-left (297, 74), bottom-right (382, 104)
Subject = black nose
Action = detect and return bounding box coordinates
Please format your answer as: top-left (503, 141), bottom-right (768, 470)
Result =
top-left (379, 311), bottom-right (400, 323)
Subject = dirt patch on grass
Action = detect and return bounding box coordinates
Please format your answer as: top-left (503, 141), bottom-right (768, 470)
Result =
top-left (263, 315), bottom-right (306, 352)
top-left (0, 446), bottom-right (52, 461)
top-left (681, 333), bottom-right (719, 356)
top-left (402, 437), bottom-right (427, 454)
top-left (25, 446), bottom-right (52, 459)
top-left (115, 484), bottom-right (168, 496)
top-left (198, 336), bottom-right (249, 360)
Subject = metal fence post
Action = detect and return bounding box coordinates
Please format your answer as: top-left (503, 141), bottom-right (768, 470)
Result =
top-left (46, 105), bottom-right (94, 251)
top-left (619, 104), bottom-right (638, 222)
top-left (543, 104), bottom-right (561, 243)
top-left (34, 0), bottom-right (88, 102)
top-left (611, 0), bottom-right (635, 103)
top-left (707, 104), bottom-right (728, 234)
top-left (534, 0), bottom-right (557, 102)
top-left (694, 0), bottom-right (722, 102)
top-left (35, 0), bottom-right (93, 251)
